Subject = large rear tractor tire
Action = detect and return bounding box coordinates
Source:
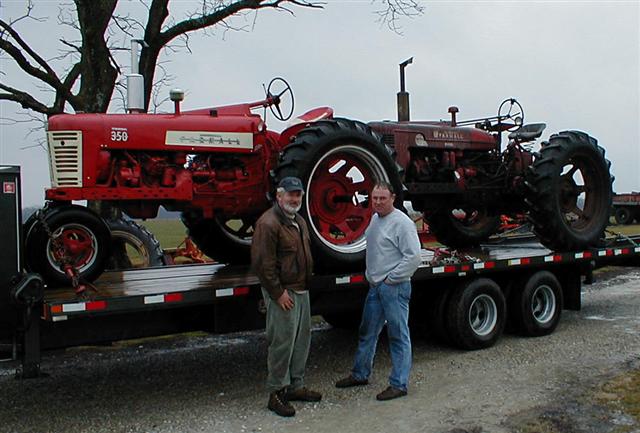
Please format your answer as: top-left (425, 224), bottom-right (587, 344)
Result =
top-left (24, 204), bottom-right (111, 287)
top-left (426, 208), bottom-right (501, 248)
top-left (526, 131), bottom-right (613, 250)
top-left (106, 218), bottom-right (166, 270)
top-left (181, 212), bottom-right (255, 264)
top-left (274, 118), bottom-right (402, 271)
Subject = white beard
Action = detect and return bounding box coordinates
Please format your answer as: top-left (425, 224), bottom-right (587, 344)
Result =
top-left (282, 202), bottom-right (302, 215)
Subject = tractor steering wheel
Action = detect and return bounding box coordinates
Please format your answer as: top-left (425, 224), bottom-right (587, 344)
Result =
top-left (267, 77), bottom-right (295, 122)
top-left (497, 98), bottom-right (525, 131)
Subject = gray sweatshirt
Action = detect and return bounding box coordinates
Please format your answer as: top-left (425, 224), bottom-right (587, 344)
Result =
top-left (365, 208), bottom-right (422, 285)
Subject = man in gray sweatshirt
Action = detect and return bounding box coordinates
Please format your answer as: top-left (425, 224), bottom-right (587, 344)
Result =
top-left (336, 181), bottom-right (422, 400)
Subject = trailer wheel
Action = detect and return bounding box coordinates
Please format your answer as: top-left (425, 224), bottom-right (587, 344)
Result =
top-left (526, 131), bottom-right (613, 250)
top-left (510, 271), bottom-right (563, 337)
top-left (275, 118), bottom-right (402, 271)
top-left (425, 288), bottom-right (453, 343)
top-left (181, 212), bottom-right (254, 264)
top-left (322, 311), bottom-right (362, 330)
top-left (446, 278), bottom-right (506, 350)
top-left (426, 207), bottom-right (501, 248)
top-left (614, 207), bottom-right (633, 225)
top-left (25, 205), bottom-right (111, 287)
top-left (106, 218), bottom-right (166, 270)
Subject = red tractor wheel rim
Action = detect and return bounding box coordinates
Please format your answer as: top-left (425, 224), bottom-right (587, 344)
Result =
top-left (47, 223), bottom-right (99, 273)
top-left (306, 144), bottom-right (390, 253)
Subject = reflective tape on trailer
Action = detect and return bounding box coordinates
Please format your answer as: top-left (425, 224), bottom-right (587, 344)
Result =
top-left (336, 274), bottom-right (366, 285)
top-left (544, 255), bottom-right (563, 262)
top-left (50, 300), bottom-right (107, 314)
top-left (45, 286), bottom-right (253, 322)
top-left (144, 293), bottom-right (184, 304)
top-left (216, 287), bottom-right (250, 297)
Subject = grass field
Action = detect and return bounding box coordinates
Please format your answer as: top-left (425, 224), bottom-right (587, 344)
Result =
top-left (137, 219), bottom-right (188, 249)
top-left (137, 218), bottom-right (640, 251)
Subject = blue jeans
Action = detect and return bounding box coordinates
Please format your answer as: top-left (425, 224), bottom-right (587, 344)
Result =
top-left (351, 281), bottom-right (412, 391)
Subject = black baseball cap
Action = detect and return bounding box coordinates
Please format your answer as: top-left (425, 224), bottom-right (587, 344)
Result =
top-left (278, 176), bottom-right (304, 192)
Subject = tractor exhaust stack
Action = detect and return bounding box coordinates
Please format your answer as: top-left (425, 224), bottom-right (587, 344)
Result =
top-left (397, 57), bottom-right (413, 122)
top-left (127, 39), bottom-right (148, 113)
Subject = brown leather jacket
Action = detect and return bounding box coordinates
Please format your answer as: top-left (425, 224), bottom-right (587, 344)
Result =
top-left (251, 204), bottom-right (313, 300)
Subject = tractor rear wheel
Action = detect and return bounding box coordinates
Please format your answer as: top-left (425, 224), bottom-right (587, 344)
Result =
top-left (274, 118), bottom-right (402, 271)
top-left (526, 131), bottom-right (613, 250)
top-left (24, 204), bottom-right (111, 287)
top-left (106, 218), bottom-right (166, 270)
top-left (426, 208), bottom-right (501, 248)
top-left (181, 212), bottom-right (254, 264)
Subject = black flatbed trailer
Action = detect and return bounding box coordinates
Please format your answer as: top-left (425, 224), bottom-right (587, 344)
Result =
top-left (2, 165), bottom-right (640, 378)
top-left (39, 237), bottom-right (640, 324)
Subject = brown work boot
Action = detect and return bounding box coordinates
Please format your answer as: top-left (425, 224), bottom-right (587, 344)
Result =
top-left (285, 387), bottom-right (322, 402)
top-left (335, 375), bottom-right (369, 388)
top-left (376, 386), bottom-right (407, 401)
top-left (267, 389), bottom-right (295, 417)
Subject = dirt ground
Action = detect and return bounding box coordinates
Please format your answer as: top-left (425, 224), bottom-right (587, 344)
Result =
top-left (1, 267), bottom-right (639, 433)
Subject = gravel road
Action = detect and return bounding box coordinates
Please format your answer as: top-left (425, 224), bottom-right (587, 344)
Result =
top-left (1, 268), bottom-right (639, 433)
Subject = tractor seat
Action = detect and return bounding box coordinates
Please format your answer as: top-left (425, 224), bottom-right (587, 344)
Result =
top-left (508, 123), bottom-right (547, 142)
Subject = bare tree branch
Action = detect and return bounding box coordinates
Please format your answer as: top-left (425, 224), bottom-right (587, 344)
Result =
top-left (374, 0), bottom-right (424, 34)
top-left (0, 20), bottom-right (79, 106)
top-left (0, 82), bottom-right (54, 114)
top-left (1, 0), bottom-right (423, 117)
top-left (157, 0), bottom-right (323, 47)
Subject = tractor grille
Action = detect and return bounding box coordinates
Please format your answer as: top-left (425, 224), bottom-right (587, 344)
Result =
top-left (382, 134), bottom-right (395, 145)
top-left (47, 131), bottom-right (83, 187)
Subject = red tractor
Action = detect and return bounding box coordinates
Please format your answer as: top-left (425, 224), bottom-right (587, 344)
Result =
top-left (26, 67), bottom-right (613, 287)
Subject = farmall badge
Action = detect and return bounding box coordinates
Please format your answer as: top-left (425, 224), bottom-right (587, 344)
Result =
top-left (415, 133), bottom-right (428, 147)
top-left (3, 182), bottom-right (16, 194)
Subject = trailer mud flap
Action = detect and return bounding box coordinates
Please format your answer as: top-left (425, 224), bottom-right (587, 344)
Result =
top-left (556, 267), bottom-right (582, 311)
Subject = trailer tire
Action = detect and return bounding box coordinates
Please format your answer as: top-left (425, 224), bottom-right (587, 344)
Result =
top-left (425, 288), bottom-right (453, 343)
top-left (275, 118), bottom-right (402, 271)
top-left (526, 131), bottom-right (613, 250)
top-left (323, 311), bottom-right (362, 330)
top-left (510, 271), bottom-right (563, 337)
top-left (25, 205), bottom-right (111, 287)
top-left (614, 207), bottom-right (633, 225)
top-left (445, 278), bottom-right (506, 350)
top-left (106, 218), bottom-right (166, 270)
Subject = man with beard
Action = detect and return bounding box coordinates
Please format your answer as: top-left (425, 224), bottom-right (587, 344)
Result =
top-left (251, 176), bottom-right (321, 417)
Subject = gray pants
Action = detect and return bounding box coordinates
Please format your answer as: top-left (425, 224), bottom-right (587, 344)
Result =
top-left (262, 288), bottom-right (311, 393)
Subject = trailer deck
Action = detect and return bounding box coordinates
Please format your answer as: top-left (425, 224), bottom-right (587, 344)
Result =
top-left (41, 236), bottom-right (640, 323)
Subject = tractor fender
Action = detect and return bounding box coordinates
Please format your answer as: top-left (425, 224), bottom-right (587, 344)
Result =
top-left (278, 106), bottom-right (334, 146)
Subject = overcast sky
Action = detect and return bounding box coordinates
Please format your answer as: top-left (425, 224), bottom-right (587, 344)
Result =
top-left (1, 0), bottom-right (638, 206)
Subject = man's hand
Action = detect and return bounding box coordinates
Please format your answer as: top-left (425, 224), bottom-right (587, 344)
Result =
top-left (277, 290), bottom-right (294, 311)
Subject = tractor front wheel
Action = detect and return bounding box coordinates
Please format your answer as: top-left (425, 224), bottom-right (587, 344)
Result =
top-left (426, 207), bottom-right (501, 248)
top-left (106, 218), bottom-right (166, 270)
top-left (181, 212), bottom-right (255, 264)
top-left (275, 118), bottom-right (402, 271)
top-left (25, 204), bottom-right (111, 287)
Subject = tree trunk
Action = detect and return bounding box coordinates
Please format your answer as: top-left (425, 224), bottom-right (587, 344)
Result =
top-left (75, 0), bottom-right (119, 113)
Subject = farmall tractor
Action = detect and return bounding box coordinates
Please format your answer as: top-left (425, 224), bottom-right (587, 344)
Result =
top-left (25, 61), bottom-right (613, 287)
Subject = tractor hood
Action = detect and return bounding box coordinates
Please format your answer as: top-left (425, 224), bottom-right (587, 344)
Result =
top-left (47, 111), bottom-right (265, 154)
top-left (368, 120), bottom-right (496, 151)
